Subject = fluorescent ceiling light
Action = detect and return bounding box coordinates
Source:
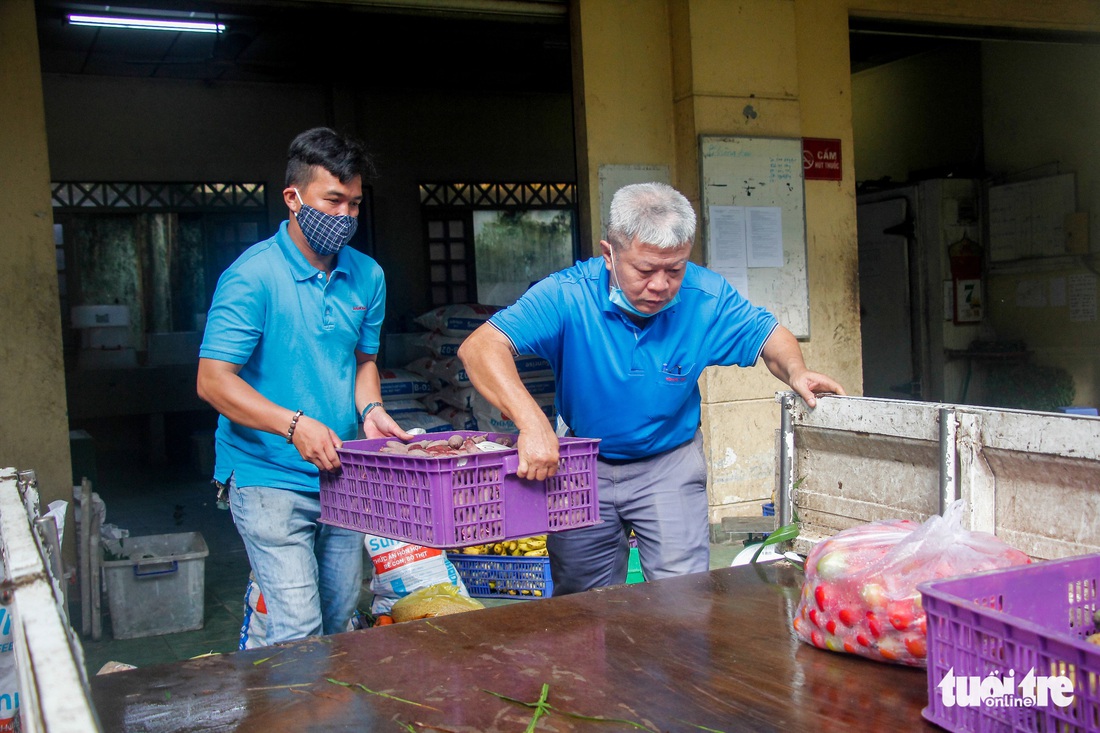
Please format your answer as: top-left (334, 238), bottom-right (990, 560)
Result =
top-left (67, 13), bottom-right (225, 33)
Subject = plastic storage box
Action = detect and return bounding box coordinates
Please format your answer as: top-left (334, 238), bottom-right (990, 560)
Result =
top-left (320, 432), bottom-right (600, 548)
top-left (71, 304), bottom-right (130, 328)
top-left (101, 532), bottom-right (209, 640)
top-left (448, 553), bottom-right (552, 599)
top-left (919, 554), bottom-right (1100, 733)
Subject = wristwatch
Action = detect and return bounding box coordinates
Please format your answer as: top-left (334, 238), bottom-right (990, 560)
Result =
top-left (359, 401), bottom-right (384, 423)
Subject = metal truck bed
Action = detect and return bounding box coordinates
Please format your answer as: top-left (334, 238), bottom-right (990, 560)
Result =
top-left (775, 393), bottom-right (1100, 559)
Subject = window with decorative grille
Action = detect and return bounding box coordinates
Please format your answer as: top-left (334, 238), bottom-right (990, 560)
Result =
top-left (51, 181), bottom-right (269, 342)
top-left (420, 182), bottom-right (577, 307)
top-left (425, 217), bottom-right (473, 305)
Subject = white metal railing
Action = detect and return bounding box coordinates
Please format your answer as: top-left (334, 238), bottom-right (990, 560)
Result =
top-left (0, 468), bottom-right (100, 732)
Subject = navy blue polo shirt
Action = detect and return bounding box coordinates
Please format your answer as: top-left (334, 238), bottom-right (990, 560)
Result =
top-left (490, 257), bottom-right (777, 460)
top-left (199, 221), bottom-right (386, 491)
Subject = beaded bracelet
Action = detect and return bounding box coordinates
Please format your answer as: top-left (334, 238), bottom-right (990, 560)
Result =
top-left (286, 409), bottom-right (303, 444)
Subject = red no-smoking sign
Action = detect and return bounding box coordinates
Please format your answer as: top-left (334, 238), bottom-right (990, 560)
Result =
top-left (802, 138), bottom-right (842, 181)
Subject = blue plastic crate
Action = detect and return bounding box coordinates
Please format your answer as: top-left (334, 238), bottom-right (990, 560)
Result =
top-left (447, 553), bottom-right (552, 600)
top-left (1058, 406), bottom-right (1099, 416)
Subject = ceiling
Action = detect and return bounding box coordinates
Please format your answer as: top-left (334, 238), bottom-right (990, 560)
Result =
top-left (849, 17), bottom-right (1100, 74)
top-left (39, 5), bottom-right (1097, 92)
top-left (34, 0), bottom-right (573, 91)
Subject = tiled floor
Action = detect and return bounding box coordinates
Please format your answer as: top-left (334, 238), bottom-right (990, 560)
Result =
top-left (75, 446), bottom-right (749, 678)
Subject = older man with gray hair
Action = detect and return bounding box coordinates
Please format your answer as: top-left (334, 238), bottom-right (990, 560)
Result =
top-left (458, 182), bottom-right (844, 594)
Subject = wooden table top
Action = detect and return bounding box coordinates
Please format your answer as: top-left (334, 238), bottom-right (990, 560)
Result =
top-left (90, 562), bottom-right (936, 732)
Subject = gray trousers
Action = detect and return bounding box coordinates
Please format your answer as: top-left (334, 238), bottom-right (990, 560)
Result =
top-left (547, 430), bottom-right (710, 595)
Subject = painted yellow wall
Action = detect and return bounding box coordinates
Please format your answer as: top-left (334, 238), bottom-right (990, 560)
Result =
top-left (573, 0), bottom-right (677, 255)
top-left (0, 1), bottom-right (73, 550)
top-left (574, 0), bottom-right (861, 520)
top-left (571, 0), bottom-right (1100, 521)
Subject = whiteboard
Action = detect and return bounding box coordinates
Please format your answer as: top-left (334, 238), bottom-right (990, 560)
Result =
top-left (988, 173), bottom-right (1075, 261)
top-left (699, 136), bottom-right (809, 338)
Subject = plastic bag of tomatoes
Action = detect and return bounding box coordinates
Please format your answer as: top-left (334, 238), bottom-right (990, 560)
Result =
top-left (792, 499), bottom-right (1030, 666)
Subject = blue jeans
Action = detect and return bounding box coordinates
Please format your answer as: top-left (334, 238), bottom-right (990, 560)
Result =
top-left (229, 480), bottom-right (363, 645)
top-left (547, 430), bottom-right (710, 595)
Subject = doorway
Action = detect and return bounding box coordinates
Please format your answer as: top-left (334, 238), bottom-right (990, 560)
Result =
top-left (856, 196), bottom-right (916, 399)
top-left (850, 18), bottom-right (1100, 408)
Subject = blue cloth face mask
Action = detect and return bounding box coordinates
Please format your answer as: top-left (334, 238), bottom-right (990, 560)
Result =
top-left (608, 245), bottom-right (680, 318)
top-left (294, 189), bottom-right (358, 256)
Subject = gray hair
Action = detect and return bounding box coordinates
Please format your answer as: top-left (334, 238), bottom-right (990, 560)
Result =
top-left (607, 182), bottom-right (696, 249)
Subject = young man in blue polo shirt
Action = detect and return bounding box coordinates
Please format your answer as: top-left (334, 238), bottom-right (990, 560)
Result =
top-left (197, 127), bottom-right (411, 644)
top-left (458, 182), bottom-right (844, 594)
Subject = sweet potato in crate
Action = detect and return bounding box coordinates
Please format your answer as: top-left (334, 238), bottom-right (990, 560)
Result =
top-left (319, 431), bottom-right (600, 549)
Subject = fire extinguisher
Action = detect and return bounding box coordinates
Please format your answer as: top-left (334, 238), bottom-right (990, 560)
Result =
top-left (948, 233), bottom-right (983, 324)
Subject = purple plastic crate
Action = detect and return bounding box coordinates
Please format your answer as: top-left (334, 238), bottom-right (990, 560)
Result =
top-left (918, 554), bottom-right (1100, 733)
top-left (447, 553), bottom-right (552, 600)
top-left (319, 431), bottom-right (600, 548)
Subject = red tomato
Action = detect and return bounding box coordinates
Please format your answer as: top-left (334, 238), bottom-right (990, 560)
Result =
top-left (867, 614), bottom-right (884, 639)
top-left (889, 609), bottom-right (914, 631)
top-left (904, 635), bottom-right (927, 658)
top-left (837, 608), bottom-right (858, 627)
top-left (814, 584), bottom-right (830, 611)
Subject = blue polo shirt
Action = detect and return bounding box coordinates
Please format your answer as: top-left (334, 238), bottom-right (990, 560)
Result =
top-left (490, 257), bottom-right (777, 460)
top-left (199, 221), bottom-right (386, 491)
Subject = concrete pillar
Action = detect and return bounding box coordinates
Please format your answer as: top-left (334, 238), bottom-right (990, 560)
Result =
top-left (0, 1), bottom-right (74, 562)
